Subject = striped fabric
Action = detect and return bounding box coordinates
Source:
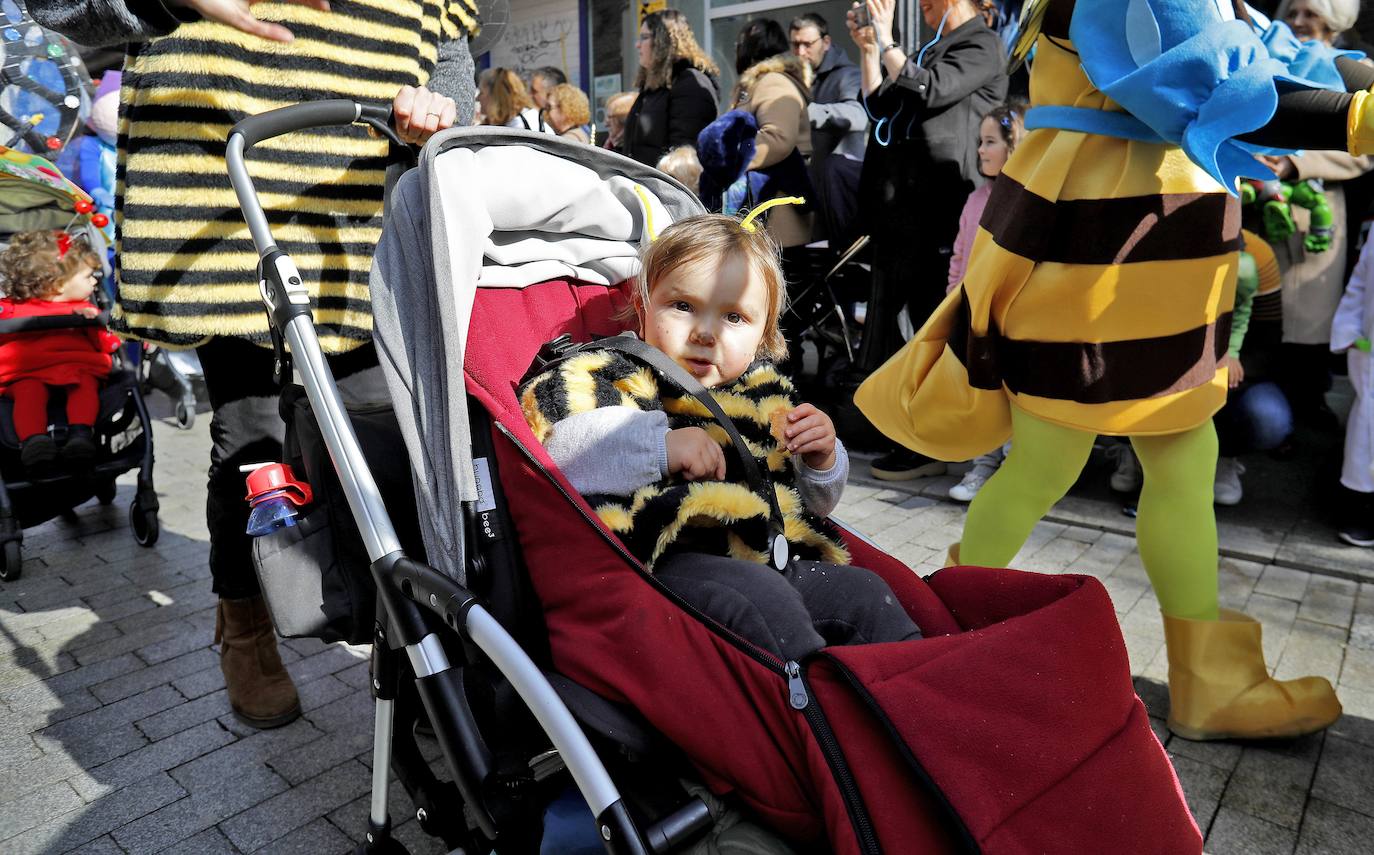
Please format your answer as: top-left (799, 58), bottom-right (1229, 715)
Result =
top-left (955, 36), bottom-right (1241, 438)
top-left (114, 0), bottom-right (477, 353)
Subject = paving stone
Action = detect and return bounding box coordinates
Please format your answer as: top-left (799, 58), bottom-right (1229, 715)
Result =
top-left (1296, 585), bottom-right (1356, 629)
top-left (1310, 734), bottom-right (1374, 818)
top-left (254, 816), bottom-right (352, 854)
top-left (171, 663), bottom-right (226, 699)
top-left (0, 653), bottom-right (144, 710)
top-left (0, 685), bottom-right (103, 734)
top-left (32, 722), bottom-right (148, 770)
top-left (220, 760), bottom-right (371, 852)
top-left (1218, 746), bottom-right (1316, 830)
top-left (35, 684), bottom-right (183, 744)
top-left (1167, 733), bottom-right (1243, 774)
top-left (1254, 565), bottom-right (1312, 602)
top-left (63, 834), bottom-right (127, 854)
top-left (66, 619), bottom-right (186, 668)
top-left (74, 719), bottom-right (236, 802)
top-left (169, 717), bottom-right (322, 794)
top-left (0, 780), bottom-right (84, 842)
top-left (1166, 753), bottom-right (1227, 832)
top-left (4, 773), bottom-right (186, 855)
top-left (157, 826), bottom-right (241, 855)
top-left (1205, 806), bottom-right (1297, 855)
top-left (113, 763), bottom-right (287, 852)
top-left (91, 647), bottom-right (218, 704)
top-left (1294, 797), bottom-right (1374, 855)
top-left (1327, 685), bottom-right (1374, 748)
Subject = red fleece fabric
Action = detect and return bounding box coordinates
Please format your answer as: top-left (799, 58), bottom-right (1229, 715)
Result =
top-left (6, 376), bottom-right (99, 438)
top-left (463, 278), bottom-right (1197, 854)
top-left (0, 298), bottom-right (118, 393)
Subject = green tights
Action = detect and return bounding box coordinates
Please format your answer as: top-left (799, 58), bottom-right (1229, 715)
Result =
top-left (959, 406), bottom-right (1220, 621)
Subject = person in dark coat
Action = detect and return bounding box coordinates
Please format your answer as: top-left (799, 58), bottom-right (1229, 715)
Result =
top-left (791, 13), bottom-right (867, 245)
top-left (621, 9), bottom-right (720, 167)
top-left (848, 0), bottom-right (1006, 480)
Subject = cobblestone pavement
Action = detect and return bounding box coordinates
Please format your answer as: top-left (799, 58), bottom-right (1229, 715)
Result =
top-left (1, 417), bottom-right (1371, 854)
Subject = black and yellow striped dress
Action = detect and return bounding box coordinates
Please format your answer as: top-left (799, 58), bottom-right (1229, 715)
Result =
top-left (858, 36), bottom-right (1241, 461)
top-left (115, 0), bottom-right (477, 353)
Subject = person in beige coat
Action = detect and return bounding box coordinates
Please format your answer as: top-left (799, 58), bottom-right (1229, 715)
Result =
top-left (732, 19), bottom-right (813, 248)
top-left (1265, 0), bottom-right (1374, 423)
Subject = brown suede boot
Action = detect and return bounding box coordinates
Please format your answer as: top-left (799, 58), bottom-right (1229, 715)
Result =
top-left (215, 596), bottom-right (301, 728)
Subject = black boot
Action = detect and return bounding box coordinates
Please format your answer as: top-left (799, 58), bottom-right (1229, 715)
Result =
top-left (19, 434), bottom-right (58, 478)
top-left (63, 424), bottom-right (97, 469)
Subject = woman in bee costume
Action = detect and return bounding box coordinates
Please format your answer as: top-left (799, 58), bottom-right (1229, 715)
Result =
top-left (857, 0), bottom-right (1374, 741)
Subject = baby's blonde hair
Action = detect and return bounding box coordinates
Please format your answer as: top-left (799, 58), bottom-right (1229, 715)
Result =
top-left (656, 146), bottom-right (702, 195)
top-left (634, 214), bottom-right (788, 361)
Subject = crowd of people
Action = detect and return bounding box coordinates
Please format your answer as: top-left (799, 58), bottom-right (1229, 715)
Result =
top-left (1, 0), bottom-right (1369, 767)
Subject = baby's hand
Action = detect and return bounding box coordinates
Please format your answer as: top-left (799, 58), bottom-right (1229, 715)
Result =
top-left (74, 305), bottom-right (99, 319)
top-left (667, 427), bottom-right (726, 481)
top-left (1220, 355), bottom-right (1244, 389)
top-left (785, 403), bottom-right (837, 471)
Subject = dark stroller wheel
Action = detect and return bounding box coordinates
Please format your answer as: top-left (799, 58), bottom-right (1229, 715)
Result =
top-left (0, 540), bottom-right (21, 581)
top-left (175, 400), bottom-right (195, 430)
top-left (130, 501), bottom-right (160, 547)
top-left (96, 479), bottom-right (118, 505)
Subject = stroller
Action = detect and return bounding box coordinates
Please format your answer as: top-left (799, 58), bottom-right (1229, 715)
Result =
top-left (229, 103), bottom-right (1201, 854)
top-left (0, 150), bottom-right (160, 581)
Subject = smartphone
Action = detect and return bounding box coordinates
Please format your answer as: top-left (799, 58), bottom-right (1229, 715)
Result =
top-left (854, 5), bottom-right (871, 28)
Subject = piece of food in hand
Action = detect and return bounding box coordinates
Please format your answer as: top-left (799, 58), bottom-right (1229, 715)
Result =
top-left (769, 407), bottom-right (793, 446)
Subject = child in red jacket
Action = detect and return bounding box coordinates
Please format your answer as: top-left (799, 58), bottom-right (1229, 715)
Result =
top-left (0, 231), bottom-right (119, 474)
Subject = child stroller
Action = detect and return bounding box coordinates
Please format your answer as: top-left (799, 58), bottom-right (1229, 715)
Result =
top-left (229, 103), bottom-right (1201, 854)
top-left (0, 147), bottom-right (160, 581)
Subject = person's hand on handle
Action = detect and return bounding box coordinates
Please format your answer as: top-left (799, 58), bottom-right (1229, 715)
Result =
top-left (167, 0), bottom-right (331, 43)
top-left (667, 427), bottom-right (728, 481)
top-left (392, 86), bottom-right (458, 145)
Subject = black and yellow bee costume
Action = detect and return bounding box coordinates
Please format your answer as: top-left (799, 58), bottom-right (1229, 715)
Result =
top-left (519, 348), bottom-right (849, 570)
top-left (857, 0), bottom-right (1371, 741)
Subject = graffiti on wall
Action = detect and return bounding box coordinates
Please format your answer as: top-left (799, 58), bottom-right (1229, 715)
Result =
top-left (494, 16), bottom-right (575, 83)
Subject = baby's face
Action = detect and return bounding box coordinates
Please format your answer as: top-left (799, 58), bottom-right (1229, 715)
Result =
top-left (642, 253), bottom-right (769, 388)
top-left (55, 264), bottom-right (99, 303)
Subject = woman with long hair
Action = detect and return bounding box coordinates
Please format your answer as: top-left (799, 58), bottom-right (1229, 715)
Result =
top-left (477, 67), bottom-right (550, 132)
top-left (621, 9), bottom-right (720, 166)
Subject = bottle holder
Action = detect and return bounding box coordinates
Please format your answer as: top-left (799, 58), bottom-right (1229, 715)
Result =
top-left (251, 506), bottom-right (361, 642)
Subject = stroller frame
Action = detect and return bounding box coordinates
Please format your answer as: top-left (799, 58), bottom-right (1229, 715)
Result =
top-left (228, 101), bottom-right (698, 855)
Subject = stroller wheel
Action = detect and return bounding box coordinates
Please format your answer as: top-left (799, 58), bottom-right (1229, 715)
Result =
top-left (351, 837), bottom-right (411, 855)
top-left (0, 540), bottom-right (21, 582)
top-left (96, 479), bottom-right (118, 505)
top-left (175, 401), bottom-right (195, 430)
top-left (130, 501), bottom-right (160, 547)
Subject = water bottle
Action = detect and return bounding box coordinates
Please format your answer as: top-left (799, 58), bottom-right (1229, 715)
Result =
top-left (243, 463), bottom-right (313, 536)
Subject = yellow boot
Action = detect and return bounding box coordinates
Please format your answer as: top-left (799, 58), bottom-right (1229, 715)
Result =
top-left (944, 544), bottom-right (961, 567)
top-left (1162, 609), bottom-right (1342, 741)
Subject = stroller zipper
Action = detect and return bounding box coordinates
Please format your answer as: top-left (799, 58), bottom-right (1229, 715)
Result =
top-left (498, 422), bottom-right (881, 854)
top-left (820, 653), bottom-right (979, 855)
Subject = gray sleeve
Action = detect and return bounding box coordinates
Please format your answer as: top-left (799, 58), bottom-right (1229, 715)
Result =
top-left (807, 100), bottom-right (869, 134)
top-left (793, 439), bottom-right (849, 518)
top-left (28, 0), bottom-right (195, 47)
top-left (544, 408), bottom-right (670, 497)
top-left (426, 35), bottom-right (477, 126)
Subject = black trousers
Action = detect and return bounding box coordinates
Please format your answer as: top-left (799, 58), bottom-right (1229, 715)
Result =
top-left (656, 553), bottom-right (923, 662)
top-left (198, 337), bottom-right (381, 600)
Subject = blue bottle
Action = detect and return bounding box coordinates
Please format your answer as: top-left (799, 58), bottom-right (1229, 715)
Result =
top-left (246, 489), bottom-right (301, 536)
top-left (243, 463), bottom-right (313, 536)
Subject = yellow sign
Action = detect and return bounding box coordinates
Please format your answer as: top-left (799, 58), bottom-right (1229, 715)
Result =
top-left (637, 1), bottom-right (667, 28)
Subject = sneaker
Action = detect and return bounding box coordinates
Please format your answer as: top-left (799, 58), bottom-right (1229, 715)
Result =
top-left (1107, 444), bottom-right (1142, 493)
top-left (63, 425), bottom-right (97, 468)
top-left (1214, 458), bottom-right (1245, 506)
top-left (1338, 519), bottom-right (1374, 548)
top-left (870, 449), bottom-right (947, 481)
top-left (948, 454), bottom-right (1000, 502)
top-left (19, 434), bottom-right (58, 477)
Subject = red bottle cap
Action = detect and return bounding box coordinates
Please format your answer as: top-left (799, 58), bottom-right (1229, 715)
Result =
top-left (244, 463), bottom-right (313, 506)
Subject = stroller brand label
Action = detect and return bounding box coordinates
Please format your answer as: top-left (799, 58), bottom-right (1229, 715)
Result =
top-left (472, 457), bottom-right (502, 542)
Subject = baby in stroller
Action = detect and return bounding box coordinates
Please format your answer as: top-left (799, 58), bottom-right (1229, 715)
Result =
top-left (519, 211), bottom-right (922, 661)
top-left (0, 230), bottom-right (119, 475)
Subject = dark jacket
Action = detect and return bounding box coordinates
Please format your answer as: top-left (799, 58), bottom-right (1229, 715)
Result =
top-left (858, 17), bottom-right (1006, 246)
top-left (808, 45), bottom-right (866, 162)
top-left (621, 59), bottom-right (719, 167)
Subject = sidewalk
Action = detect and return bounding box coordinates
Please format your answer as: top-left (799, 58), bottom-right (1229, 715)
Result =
top-left (0, 417), bottom-right (1371, 853)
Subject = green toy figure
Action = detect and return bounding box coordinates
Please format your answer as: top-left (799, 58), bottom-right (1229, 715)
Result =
top-left (1240, 177), bottom-right (1333, 252)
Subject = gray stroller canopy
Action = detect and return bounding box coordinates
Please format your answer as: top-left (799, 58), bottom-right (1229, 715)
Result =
top-left (370, 128), bottom-right (705, 582)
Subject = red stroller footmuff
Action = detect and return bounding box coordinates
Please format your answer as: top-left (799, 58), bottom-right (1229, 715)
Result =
top-left (368, 134), bottom-right (1200, 854)
top-left (459, 281), bottom-right (1197, 854)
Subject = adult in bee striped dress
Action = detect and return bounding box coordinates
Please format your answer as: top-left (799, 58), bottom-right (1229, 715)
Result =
top-left (33, 0), bottom-right (477, 729)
